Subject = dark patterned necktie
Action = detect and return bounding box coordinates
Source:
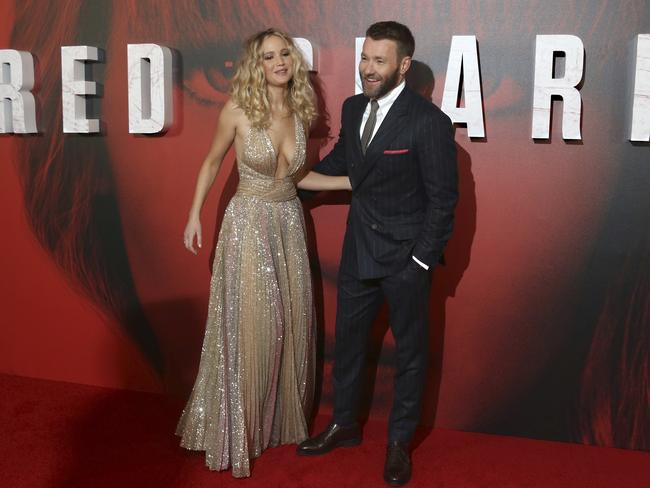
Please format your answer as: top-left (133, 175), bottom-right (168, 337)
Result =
top-left (361, 99), bottom-right (379, 155)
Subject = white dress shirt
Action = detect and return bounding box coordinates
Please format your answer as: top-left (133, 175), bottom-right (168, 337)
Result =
top-left (359, 81), bottom-right (430, 271)
top-left (359, 81), bottom-right (405, 144)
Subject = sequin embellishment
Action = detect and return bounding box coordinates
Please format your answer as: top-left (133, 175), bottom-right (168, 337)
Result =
top-left (176, 113), bottom-right (315, 478)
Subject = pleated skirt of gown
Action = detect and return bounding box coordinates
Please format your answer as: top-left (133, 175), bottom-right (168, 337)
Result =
top-left (175, 193), bottom-right (315, 478)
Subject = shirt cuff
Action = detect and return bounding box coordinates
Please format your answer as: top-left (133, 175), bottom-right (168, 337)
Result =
top-left (412, 255), bottom-right (429, 270)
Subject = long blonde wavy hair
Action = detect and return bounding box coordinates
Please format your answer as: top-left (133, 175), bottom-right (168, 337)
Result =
top-left (230, 28), bottom-right (317, 129)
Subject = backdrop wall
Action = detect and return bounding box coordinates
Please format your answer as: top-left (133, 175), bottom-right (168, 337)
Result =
top-left (1, 0), bottom-right (648, 451)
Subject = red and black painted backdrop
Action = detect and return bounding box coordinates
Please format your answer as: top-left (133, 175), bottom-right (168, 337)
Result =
top-left (1, 1), bottom-right (648, 451)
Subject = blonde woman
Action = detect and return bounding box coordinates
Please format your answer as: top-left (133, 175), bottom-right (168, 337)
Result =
top-left (176, 29), bottom-right (350, 478)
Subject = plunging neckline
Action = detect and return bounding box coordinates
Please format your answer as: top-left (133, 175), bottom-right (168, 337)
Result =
top-left (262, 113), bottom-right (298, 178)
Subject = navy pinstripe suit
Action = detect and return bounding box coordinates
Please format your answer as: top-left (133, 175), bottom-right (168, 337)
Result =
top-left (314, 85), bottom-right (458, 443)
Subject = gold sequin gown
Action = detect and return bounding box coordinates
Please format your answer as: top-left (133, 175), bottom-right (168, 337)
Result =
top-left (176, 114), bottom-right (315, 478)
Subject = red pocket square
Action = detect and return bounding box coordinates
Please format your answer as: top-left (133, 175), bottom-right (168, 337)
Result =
top-left (383, 149), bottom-right (409, 155)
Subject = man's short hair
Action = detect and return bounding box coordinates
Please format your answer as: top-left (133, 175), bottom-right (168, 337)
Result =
top-left (366, 21), bottom-right (415, 59)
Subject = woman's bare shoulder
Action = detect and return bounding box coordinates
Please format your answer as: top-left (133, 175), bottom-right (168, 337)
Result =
top-left (221, 99), bottom-right (252, 130)
top-left (220, 98), bottom-right (244, 119)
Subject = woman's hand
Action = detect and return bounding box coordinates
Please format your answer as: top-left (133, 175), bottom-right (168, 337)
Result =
top-left (184, 216), bottom-right (202, 255)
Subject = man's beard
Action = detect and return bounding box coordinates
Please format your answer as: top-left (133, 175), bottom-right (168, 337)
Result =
top-left (361, 67), bottom-right (400, 99)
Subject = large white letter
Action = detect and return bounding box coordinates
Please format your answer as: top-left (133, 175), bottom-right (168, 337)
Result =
top-left (441, 35), bottom-right (485, 138)
top-left (293, 38), bottom-right (317, 72)
top-left (127, 44), bottom-right (173, 134)
top-left (61, 46), bottom-right (101, 133)
top-left (0, 50), bottom-right (37, 134)
top-left (630, 34), bottom-right (650, 142)
top-left (355, 37), bottom-right (364, 94)
top-left (532, 35), bottom-right (584, 140)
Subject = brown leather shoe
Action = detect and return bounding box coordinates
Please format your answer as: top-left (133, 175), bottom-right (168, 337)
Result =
top-left (383, 441), bottom-right (411, 486)
top-left (296, 423), bottom-right (361, 456)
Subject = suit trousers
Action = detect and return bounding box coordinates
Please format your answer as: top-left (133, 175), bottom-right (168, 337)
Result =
top-left (332, 259), bottom-right (432, 443)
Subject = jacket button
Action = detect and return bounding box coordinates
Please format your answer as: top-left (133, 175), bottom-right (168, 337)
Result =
top-left (371, 223), bottom-right (378, 230)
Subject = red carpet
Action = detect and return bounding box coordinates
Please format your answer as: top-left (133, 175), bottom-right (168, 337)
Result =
top-left (1, 374), bottom-right (648, 488)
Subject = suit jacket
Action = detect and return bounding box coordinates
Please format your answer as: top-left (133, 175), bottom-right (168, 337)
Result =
top-left (315, 86), bottom-right (458, 279)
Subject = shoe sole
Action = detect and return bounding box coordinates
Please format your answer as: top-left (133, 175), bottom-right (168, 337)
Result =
top-left (296, 437), bottom-right (362, 456)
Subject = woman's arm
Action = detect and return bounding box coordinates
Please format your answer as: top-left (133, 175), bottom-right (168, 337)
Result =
top-left (297, 171), bottom-right (352, 191)
top-left (184, 100), bottom-right (239, 254)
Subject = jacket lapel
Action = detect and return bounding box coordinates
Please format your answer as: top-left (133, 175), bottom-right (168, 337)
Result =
top-left (350, 96), bottom-right (366, 161)
top-left (355, 88), bottom-right (411, 185)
